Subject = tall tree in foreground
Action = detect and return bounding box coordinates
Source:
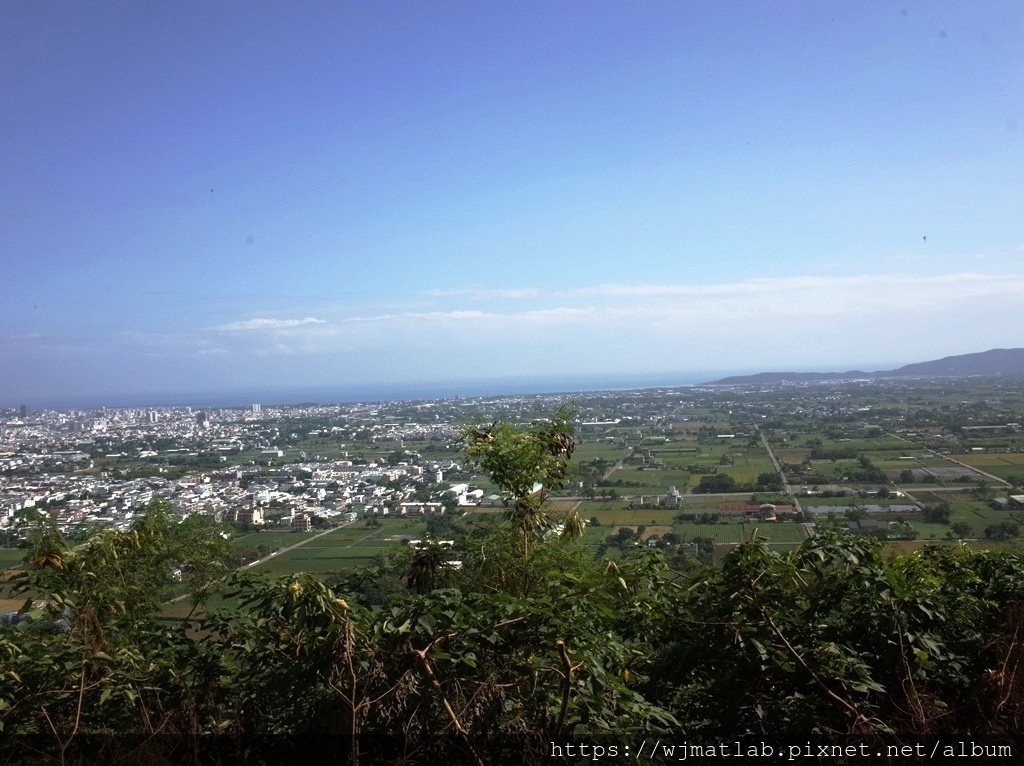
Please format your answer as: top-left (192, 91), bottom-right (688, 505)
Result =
top-left (462, 406), bottom-right (580, 554)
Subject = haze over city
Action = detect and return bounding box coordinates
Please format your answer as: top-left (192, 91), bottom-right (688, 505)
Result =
top-left (3, 2), bottom-right (1023, 406)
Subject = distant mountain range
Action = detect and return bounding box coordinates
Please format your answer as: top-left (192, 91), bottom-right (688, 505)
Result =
top-left (706, 348), bottom-right (1024, 385)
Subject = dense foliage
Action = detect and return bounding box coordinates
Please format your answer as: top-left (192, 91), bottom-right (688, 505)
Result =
top-left (2, 414), bottom-right (1024, 764)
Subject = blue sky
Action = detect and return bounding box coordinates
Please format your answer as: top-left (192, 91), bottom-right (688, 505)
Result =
top-left (3, 1), bottom-right (1023, 404)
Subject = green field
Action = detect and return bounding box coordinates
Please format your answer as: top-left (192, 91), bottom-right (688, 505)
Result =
top-left (680, 495), bottom-right (743, 509)
top-left (955, 452), bottom-right (1024, 480)
top-left (237, 519), bottom-right (429, 576)
top-left (572, 441), bottom-right (628, 462)
top-left (0, 549), bottom-right (25, 568)
top-left (256, 549), bottom-right (383, 576)
top-left (586, 508), bottom-right (684, 525)
top-left (603, 467), bottom-right (692, 491)
top-left (911, 490), bottom-right (976, 505)
top-left (672, 522), bottom-right (809, 543)
top-left (774, 448), bottom-right (811, 463)
top-left (231, 530), bottom-right (323, 549)
top-left (906, 521), bottom-right (959, 540)
top-left (800, 495), bottom-right (916, 507)
top-left (571, 500), bottom-right (625, 513)
top-left (883, 538), bottom-right (1024, 556)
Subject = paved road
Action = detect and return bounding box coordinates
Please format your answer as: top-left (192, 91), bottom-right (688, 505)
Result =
top-left (758, 429), bottom-right (803, 515)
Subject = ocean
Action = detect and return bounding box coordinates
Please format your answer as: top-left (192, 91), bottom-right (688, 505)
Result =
top-left (22, 371), bottom-right (734, 410)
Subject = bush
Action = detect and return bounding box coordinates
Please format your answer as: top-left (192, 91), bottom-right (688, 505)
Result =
top-left (985, 522), bottom-right (1019, 540)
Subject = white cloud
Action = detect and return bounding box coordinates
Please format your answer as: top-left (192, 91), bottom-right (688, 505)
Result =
top-left (232, 272), bottom-right (1024, 339)
top-left (215, 317), bottom-right (326, 332)
top-left (569, 272), bottom-right (1024, 298)
top-left (415, 273), bottom-right (1024, 304)
top-left (109, 271), bottom-right (1024, 374)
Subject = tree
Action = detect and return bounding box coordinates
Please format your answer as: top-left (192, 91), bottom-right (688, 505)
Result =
top-left (984, 522), bottom-right (1019, 540)
top-left (462, 407), bottom-right (576, 554)
top-left (695, 474), bottom-right (737, 494)
top-left (892, 521), bottom-right (917, 540)
top-left (405, 544), bottom-right (444, 593)
top-left (11, 408), bottom-right (1024, 763)
top-left (756, 472), bottom-right (784, 492)
top-left (844, 504), bottom-right (868, 523)
top-left (386, 449), bottom-right (410, 466)
top-left (425, 512), bottom-right (461, 538)
top-left (14, 498), bottom-right (231, 623)
top-left (951, 521), bottom-right (972, 538)
top-left (2, 499), bottom-right (233, 757)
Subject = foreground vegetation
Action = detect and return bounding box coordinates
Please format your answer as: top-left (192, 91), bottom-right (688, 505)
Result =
top-left (2, 411), bottom-right (1023, 764)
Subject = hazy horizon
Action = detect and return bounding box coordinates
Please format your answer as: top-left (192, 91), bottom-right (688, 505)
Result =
top-left (4, 3), bottom-right (1023, 403)
top-left (8, 371), bottom-right (720, 410)
top-left (6, 354), bottom-right (928, 410)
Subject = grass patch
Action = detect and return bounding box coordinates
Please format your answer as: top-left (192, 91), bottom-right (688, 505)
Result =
top-left (0, 549), bottom-right (25, 568)
top-left (672, 522), bottom-right (808, 543)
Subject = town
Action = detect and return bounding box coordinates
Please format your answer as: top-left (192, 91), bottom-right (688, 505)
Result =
top-left (3, 375), bottom-right (1024, 579)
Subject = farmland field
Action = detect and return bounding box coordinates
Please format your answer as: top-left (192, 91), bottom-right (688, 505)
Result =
top-left (955, 452), bottom-right (1024, 480)
top-left (672, 522), bottom-right (808, 543)
top-left (954, 505), bottom-right (1024, 527)
top-left (774, 448), bottom-right (811, 463)
top-left (680, 495), bottom-right (740, 509)
top-left (256, 550), bottom-right (383, 576)
top-left (906, 521), bottom-right (958, 540)
top-left (237, 518), bottom-right (432, 576)
top-left (603, 467), bottom-right (691, 492)
top-left (231, 530), bottom-right (322, 549)
top-left (911, 490), bottom-right (976, 505)
top-left (571, 500), bottom-right (626, 513)
top-left (587, 508), bottom-right (683, 525)
top-left (572, 442), bottom-right (628, 462)
top-left (0, 549), bottom-right (24, 569)
top-left (883, 538), bottom-right (1024, 555)
top-left (801, 495), bottom-right (916, 507)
